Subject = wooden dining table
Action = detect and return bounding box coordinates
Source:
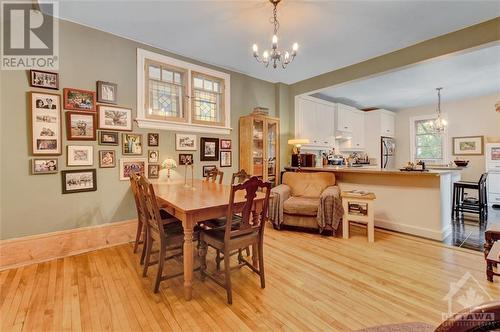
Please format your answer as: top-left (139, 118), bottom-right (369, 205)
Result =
top-left (152, 179), bottom-right (266, 301)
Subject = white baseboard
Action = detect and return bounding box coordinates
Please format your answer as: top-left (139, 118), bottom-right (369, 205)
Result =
top-left (374, 219), bottom-right (447, 241)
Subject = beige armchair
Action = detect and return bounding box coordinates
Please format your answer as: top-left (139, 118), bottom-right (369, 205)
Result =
top-left (269, 172), bottom-right (343, 234)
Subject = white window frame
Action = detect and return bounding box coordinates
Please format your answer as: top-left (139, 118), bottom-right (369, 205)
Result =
top-left (137, 48), bottom-right (231, 135)
top-left (409, 114), bottom-right (449, 165)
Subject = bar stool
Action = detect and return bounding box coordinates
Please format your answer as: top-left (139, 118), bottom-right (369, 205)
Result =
top-left (341, 191), bottom-right (376, 242)
top-left (452, 173), bottom-right (488, 223)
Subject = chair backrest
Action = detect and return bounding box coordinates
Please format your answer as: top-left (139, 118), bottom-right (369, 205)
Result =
top-left (136, 175), bottom-right (165, 241)
top-left (282, 171), bottom-right (336, 197)
top-left (231, 169), bottom-right (251, 185)
top-left (129, 173), bottom-right (145, 223)
top-left (434, 301), bottom-right (500, 332)
top-left (205, 167), bottom-right (224, 184)
top-left (224, 176), bottom-right (271, 242)
top-left (479, 173), bottom-right (488, 185)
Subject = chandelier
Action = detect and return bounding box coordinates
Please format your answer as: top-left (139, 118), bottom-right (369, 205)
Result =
top-left (252, 0), bottom-right (298, 69)
top-left (433, 87), bottom-right (447, 133)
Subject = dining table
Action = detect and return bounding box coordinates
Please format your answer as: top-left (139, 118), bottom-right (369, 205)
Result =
top-left (152, 179), bottom-right (266, 301)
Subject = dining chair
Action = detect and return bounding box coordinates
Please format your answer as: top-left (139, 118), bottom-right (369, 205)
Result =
top-left (231, 169), bottom-right (251, 184)
top-left (136, 176), bottom-right (198, 293)
top-left (205, 167), bottom-right (224, 184)
top-left (199, 176), bottom-right (271, 304)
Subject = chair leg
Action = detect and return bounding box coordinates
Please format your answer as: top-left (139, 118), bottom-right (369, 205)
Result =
top-left (154, 244), bottom-right (166, 293)
top-left (142, 233), bottom-right (153, 277)
top-left (199, 240), bottom-right (207, 281)
top-left (140, 235), bottom-right (147, 265)
top-left (452, 185), bottom-right (456, 219)
top-left (223, 250), bottom-right (232, 304)
top-left (133, 219), bottom-right (143, 253)
top-left (215, 250), bottom-right (221, 271)
top-left (258, 241), bottom-right (265, 289)
top-left (245, 247), bottom-right (251, 257)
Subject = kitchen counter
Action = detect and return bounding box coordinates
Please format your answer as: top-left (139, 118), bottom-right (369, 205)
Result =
top-left (284, 166), bottom-right (459, 176)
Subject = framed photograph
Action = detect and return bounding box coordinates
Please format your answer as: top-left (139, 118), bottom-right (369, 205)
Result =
top-left (220, 139), bottom-right (232, 150)
top-left (122, 133), bottom-right (143, 155)
top-left (178, 153), bottom-right (193, 165)
top-left (66, 112), bottom-right (96, 141)
top-left (32, 158), bottom-right (58, 174)
top-left (61, 169), bottom-right (97, 194)
top-left (148, 150), bottom-right (159, 163)
top-left (148, 133), bottom-right (159, 146)
top-left (200, 137), bottom-right (219, 161)
top-left (98, 105), bottom-right (132, 131)
top-left (148, 164), bottom-right (160, 179)
top-left (453, 136), bottom-right (484, 156)
top-left (120, 158), bottom-right (147, 181)
top-left (63, 88), bottom-right (96, 112)
top-left (98, 131), bottom-right (119, 145)
top-left (202, 165), bottom-right (217, 178)
top-left (30, 91), bottom-right (62, 155)
top-left (220, 151), bottom-right (232, 167)
top-left (99, 150), bottom-right (116, 168)
top-left (30, 70), bottom-right (58, 90)
top-left (175, 133), bottom-right (196, 151)
top-left (96, 81), bottom-right (117, 104)
top-left (67, 145), bottom-right (94, 166)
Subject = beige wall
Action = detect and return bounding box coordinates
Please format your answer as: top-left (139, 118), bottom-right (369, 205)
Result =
top-left (395, 93), bottom-right (500, 181)
top-left (0, 19), bottom-right (280, 240)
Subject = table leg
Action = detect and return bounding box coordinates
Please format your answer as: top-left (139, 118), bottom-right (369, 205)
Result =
top-left (182, 216), bottom-right (194, 301)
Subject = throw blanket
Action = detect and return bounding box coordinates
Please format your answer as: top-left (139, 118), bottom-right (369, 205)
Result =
top-left (269, 185), bottom-right (343, 234)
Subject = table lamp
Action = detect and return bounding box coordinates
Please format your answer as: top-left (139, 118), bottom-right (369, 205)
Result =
top-left (161, 158), bottom-right (177, 179)
top-left (288, 138), bottom-right (309, 169)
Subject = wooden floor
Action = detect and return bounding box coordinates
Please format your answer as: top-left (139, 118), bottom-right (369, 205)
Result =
top-left (1, 225), bottom-right (499, 331)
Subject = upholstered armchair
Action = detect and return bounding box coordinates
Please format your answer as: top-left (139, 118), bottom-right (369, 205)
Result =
top-left (269, 172), bottom-right (343, 234)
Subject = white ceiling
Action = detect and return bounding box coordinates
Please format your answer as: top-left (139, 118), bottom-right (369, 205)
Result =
top-left (55, 0), bottom-right (500, 84)
top-left (312, 44), bottom-right (500, 110)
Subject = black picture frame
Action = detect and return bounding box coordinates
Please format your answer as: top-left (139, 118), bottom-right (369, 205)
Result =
top-left (29, 70), bottom-right (59, 90)
top-left (203, 165), bottom-right (217, 177)
top-left (200, 137), bottom-right (219, 161)
top-left (98, 131), bottom-right (119, 145)
top-left (179, 153), bottom-right (193, 165)
top-left (220, 151), bottom-right (232, 167)
top-left (61, 169), bottom-right (97, 194)
top-left (148, 133), bottom-right (159, 146)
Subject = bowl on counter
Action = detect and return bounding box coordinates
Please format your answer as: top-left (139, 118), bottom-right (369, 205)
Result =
top-left (454, 160), bottom-right (469, 167)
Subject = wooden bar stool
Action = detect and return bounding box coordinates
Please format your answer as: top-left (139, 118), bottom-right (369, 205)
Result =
top-left (341, 191), bottom-right (376, 243)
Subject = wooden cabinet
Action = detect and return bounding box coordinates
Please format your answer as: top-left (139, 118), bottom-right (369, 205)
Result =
top-left (295, 96), bottom-right (335, 149)
top-left (239, 114), bottom-right (280, 187)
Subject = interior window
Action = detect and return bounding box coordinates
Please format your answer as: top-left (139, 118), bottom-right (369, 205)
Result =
top-left (191, 72), bottom-right (224, 125)
top-left (414, 118), bottom-right (445, 164)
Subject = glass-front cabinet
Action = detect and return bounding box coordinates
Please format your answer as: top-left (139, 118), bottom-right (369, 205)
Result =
top-left (239, 114), bottom-right (280, 186)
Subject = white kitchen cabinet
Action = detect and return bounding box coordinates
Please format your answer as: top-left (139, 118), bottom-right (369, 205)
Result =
top-left (335, 104), bottom-right (359, 133)
top-left (364, 109), bottom-right (396, 165)
top-left (336, 104), bottom-right (365, 151)
top-left (295, 96), bottom-right (335, 149)
top-left (380, 111), bottom-right (395, 137)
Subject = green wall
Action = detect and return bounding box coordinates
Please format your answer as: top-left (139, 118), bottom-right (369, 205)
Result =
top-left (0, 19), bottom-right (283, 240)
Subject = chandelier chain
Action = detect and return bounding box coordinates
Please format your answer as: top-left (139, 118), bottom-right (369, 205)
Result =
top-left (271, 2), bottom-right (279, 35)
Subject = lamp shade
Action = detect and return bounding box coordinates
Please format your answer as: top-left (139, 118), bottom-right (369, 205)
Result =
top-left (161, 158), bottom-right (177, 170)
top-left (288, 138), bottom-right (309, 145)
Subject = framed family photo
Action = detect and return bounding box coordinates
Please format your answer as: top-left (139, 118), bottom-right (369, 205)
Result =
top-left (67, 145), bottom-right (94, 166)
top-left (120, 158), bottom-right (147, 180)
top-left (148, 150), bottom-right (159, 163)
top-left (178, 153), bottom-right (193, 165)
top-left (148, 164), bottom-right (160, 179)
top-left (122, 133), bottom-right (143, 155)
top-left (32, 158), bottom-right (58, 174)
top-left (148, 133), bottom-right (159, 146)
top-left (98, 105), bottom-right (132, 131)
top-left (66, 112), bottom-right (96, 141)
top-left (30, 70), bottom-right (58, 90)
top-left (452, 136), bottom-right (484, 156)
top-left (220, 151), bottom-right (232, 167)
top-left (202, 165), bottom-right (217, 178)
top-left (98, 131), bottom-right (119, 145)
top-left (96, 81), bottom-right (118, 104)
top-left (63, 88), bottom-right (96, 112)
top-left (175, 133), bottom-right (196, 151)
top-left (61, 169), bottom-right (97, 194)
top-left (99, 150), bottom-right (116, 168)
top-left (200, 137), bottom-right (219, 161)
top-left (30, 91), bottom-right (62, 155)
top-left (220, 139), bottom-right (232, 150)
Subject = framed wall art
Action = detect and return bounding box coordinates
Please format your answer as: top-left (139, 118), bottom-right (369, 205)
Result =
top-left (66, 112), bottom-right (96, 141)
top-left (30, 91), bottom-right (62, 155)
top-left (98, 131), bottom-right (119, 145)
top-left (61, 169), bottom-right (97, 194)
top-left (202, 165), bottom-right (217, 178)
top-left (32, 158), bottom-right (58, 174)
top-left (30, 70), bottom-right (59, 90)
top-left (220, 151), bottom-right (232, 167)
top-left (122, 133), bottom-right (143, 155)
top-left (67, 145), bottom-right (94, 166)
top-left (176, 133), bottom-right (197, 151)
top-left (63, 88), bottom-right (96, 112)
top-left (148, 164), bottom-right (160, 179)
top-left (178, 153), bottom-right (193, 165)
top-left (200, 137), bottom-right (219, 161)
top-left (452, 136), bottom-right (484, 156)
top-left (120, 158), bottom-right (147, 181)
top-left (220, 139), bottom-right (232, 150)
top-left (96, 81), bottom-right (118, 104)
top-left (98, 105), bottom-right (132, 131)
top-left (148, 133), bottom-right (159, 146)
top-left (99, 150), bottom-right (116, 168)
top-left (148, 150), bottom-right (159, 163)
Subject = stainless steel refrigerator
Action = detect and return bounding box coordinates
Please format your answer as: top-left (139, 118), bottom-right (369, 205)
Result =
top-left (381, 137), bottom-right (396, 169)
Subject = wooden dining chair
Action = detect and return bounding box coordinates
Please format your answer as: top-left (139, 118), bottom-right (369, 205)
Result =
top-left (199, 176), bottom-right (271, 304)
top-left (205, 167), bottom-right (224, 184)
top-left (231, 169), bottom-right (251, 184)
top-left (136, 176), bottom-right (197, 293)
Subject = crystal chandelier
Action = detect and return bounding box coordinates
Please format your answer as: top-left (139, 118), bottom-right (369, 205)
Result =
top-left (252, 0), bottom-right (298, 69)
top-left (433, 87), bottom-right (447, 133)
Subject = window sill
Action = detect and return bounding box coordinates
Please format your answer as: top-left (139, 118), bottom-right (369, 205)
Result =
top-left (136, 118), bottom-right (232, 135)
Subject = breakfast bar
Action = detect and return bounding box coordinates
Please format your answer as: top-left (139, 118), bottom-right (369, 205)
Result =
top-left (284, 166), bottom-right (461, 240)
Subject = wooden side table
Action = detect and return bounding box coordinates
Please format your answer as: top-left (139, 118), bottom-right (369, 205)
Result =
top-left (341, 191), bottom-right (376, 243)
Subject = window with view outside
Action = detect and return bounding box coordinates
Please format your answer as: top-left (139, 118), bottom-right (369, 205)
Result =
top-left (191, 73), bottom-right (224, 125)
top-left (146, 61), bottom-right (186, 121)
top-left (414, 118), bottom-right (444, 163)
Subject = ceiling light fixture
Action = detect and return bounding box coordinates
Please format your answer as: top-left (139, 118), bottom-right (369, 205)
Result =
top-left (252, 0), bottom-right (298, 69)
top-left (433, 87), bottom-right (447, 133)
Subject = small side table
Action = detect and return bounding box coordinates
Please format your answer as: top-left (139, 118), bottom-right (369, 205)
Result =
top-left (486, 241), bottom-right (500, 282)
top-left (341, 191), bottom-right (376, 242)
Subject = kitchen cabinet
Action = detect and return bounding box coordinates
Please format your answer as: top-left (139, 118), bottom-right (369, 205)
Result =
top-left (336, 104), bottom-right (365, 151)
top-left (335, 104), bottom-right (359, 133)
top-left (295, 96), bottom-right (335, 148)
top-left (380, 111), bottom-right (395, 137)
top-left (364, 109), bottom-right (396, 165)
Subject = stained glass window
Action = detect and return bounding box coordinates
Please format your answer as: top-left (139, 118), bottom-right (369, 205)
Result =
top-left (191, 73), bottom-right (223, 124)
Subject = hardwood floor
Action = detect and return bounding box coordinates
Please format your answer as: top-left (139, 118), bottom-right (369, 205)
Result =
top-left (1, 225), bottom-right (499, 331)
